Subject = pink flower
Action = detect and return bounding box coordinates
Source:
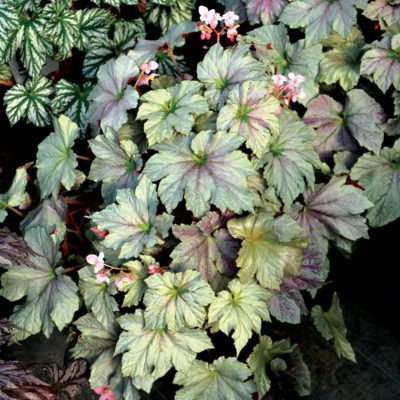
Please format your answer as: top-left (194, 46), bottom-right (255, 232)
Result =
top-left (148, 264), bottom-right (163, 275)
top-left (86, 252), bottom-right (105, 273)
top-left (115, 274), bottom-right (135, 290)
top-left (90, 226), bottom-right (108, 239)
top-left (93, 385), bottom-right (115, 400)
top-left (198, 6), bottom-right (221, 29)
top-left (287, 72), bottom-right (305, 87)
top-left (292, 88), bottom-right (307, 102)
top-left (199, 24), bottom-right (213, 40)
top-left (272, 74), bottom-right (287, 87)
top-left (96, 269), bottom-right (110, 284)
top-left (140, 60), bottom-right (159, 74)
top-left (222, 11), bottom-right (239, 28)
top-left (227, 27), bottom-right (238, 42)
top-left (137, 73), bottom-right (159, 86)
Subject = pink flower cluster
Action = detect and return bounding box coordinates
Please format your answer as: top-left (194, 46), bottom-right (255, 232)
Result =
top-left (198, 6), bottom-right (239, 42)
top-left (93, 385), bottom-right (115, 400)
top-left (148, 263), bottom-right (164, 275)
top-left (270, 73), bottom-right (307, 106)
top-left (137, 60), bottom-right (159, 86)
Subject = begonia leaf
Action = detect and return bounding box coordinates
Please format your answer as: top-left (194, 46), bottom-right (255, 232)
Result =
top-left (143, 130), bottom-right (255, 217)
top-left (208, 279), bottom-right (271, 354)
top-left (311, 293), bottom-right (356, 362)
top-left (170, 211), bottom-right (239, 285)
top-left (350, 138), bottom-right (400, 227)
top-left (36, 115), bottom-right (79, 199)
top-left (0, 166), bottom-right (29, 223)
top-left (174, 357), bottom-right (255, 400)
top-left (257, 109), bottom-right (320, 207)
top-left (4, 77), bottom-right (53, 127)
top-left (217, 80), bottom-right (280, 157)
top-left (90, 175), bottom-right (174, 259)
top-left (144, 270), bottom-right (215, 331)
top-left (78, 267), bottom-right (119, 331)
top-left (0, 227), bottom-right (79, 340)
top-left (363, 0), bottom-right (400, 26)
top-left (136, 81), bottom-right (209, 146)
top-left (228, 212), bottom-right (308, 289)
top-left (197, 43), bottom-right (265, 110)
top-left (245, 0), bottom-right (288, 25)
top-left (360, 34), bottom-right (400, 93)
top-left (115, 310), bottom-right (213, 388)
top-left (280, 0), bottom-right (368, 46)
top-left (303, 90), bottom-right (386, 160)
top-left (88, 55), bottom-right (140, 131)
top-left (291, 176), bottom-right (372, 256)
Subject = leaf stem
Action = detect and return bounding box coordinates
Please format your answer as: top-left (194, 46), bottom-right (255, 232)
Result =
top-left (167, 47), bottom-right (182, 75)
top-left (76, 155), bottom-right (91, 161)
top-left (63, 265), bottom-right (83, 274)
top-left (7, 206), bottom-right (25, 218)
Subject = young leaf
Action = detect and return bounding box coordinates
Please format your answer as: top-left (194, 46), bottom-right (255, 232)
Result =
top-left (88, 131), bottom-right (143, 199)
top-left (247, 336), bottom-right (292, 398)
top-left (144, 0), bottom-right (195, 34)
top-left (83, 20), bottom-right (145, 79)
top-left (36, 115), bottom-right (79, 199)
top-left (363, 0), bottom-right (400, 27)
top-left (42, 0), bottom-right (78, 60)
top-left (78, 267), bottom-right (119, 331)
top-left (0, 228), bottom-right (35, 268)
top-left (0, 63), bottom-right (12, 81)
top-left (0, 227), bottom-right (79, 340)
top-left (257, 109), bottom-right (320, 207)
top-left (143, 130), bottom-right (255, 217)
top-left (360, 34), bottom-right (400, 93)
top-left (0, 360), bottom-right (55, 400)
top-left (217, 81), bottom-right (280, 157)
top-left (291, 176), bottom-right (372, 256)
top-left (76, 8), bottom-right (111, 51)
top-left (4, 77), bottom-right (53, 127)
top-left (20, 197), bottom-right (67, 242)
top-left (71, 313), bottom-right (119, 388)
top-left (170, 211), bottom-right (239, 285)
top-left (136, 81), bottom-right (209, 146)
top-left (115, 310), bottom-right (214, 388)
top-left (52, 79), bottom-right (93, 135)
top-left (90, 175), bottom-right (174, 259)
top-left (350, 139), bottom-right (400, 227)
top-left (245, 0), bottom-right (288, 25)
top-left (279, 0), bottom-right (368, 46)
top-left (88, 55), bottom-right (139, 131)
top-left (311, 292), bottom-right (356, 362)
top-left (174, 357), bottom-right (256, 400)
top-left (319, 27), bottom-right (366, 91)
top-left (197, 43), bottom-right (265, 110)
top-left (120, 256), bottom-right (151, 307)
top-left (0, 166), bottom-right (29, 223)
top-left (208, 279), bottom-right (271, 354)
top-left (227, 213), bottom-right (308, 290)
top-left (303, 90), bottom-right (386, 160)
top-left (241, 24), bottom-right (323, 101)
top-left (144, 270), bottom-right (215, 331)
top-left (43, 360), bottom-right (87, 400)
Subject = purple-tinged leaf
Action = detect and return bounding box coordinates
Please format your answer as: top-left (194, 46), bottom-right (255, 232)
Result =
top-left (170, 212), bottom-right (239, 287)
top-left (43, 360), bottom-right (87, 400)
top-left (0, 228), bottom-right (35, 268)
top-left (291, 176), bottom-right (373, 257)
top-left (88, 55), bottom-right (139, 131)
top-left (360, 34), bottom-right (400, 93)
top-left (0, 360), bottom-right (55, 400)
top-left (304, 90), bottom-right (386, 160)
top-left (143, 131), bottom-right (255, 217)
top-left (280, 0), bottom-right (368, 46)
top-left (245, 0), bottom-right (287, 24)
top-left (363, 0), bottom-right (400, 26)
top-left (0, 319), bottom-right (15, 346)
